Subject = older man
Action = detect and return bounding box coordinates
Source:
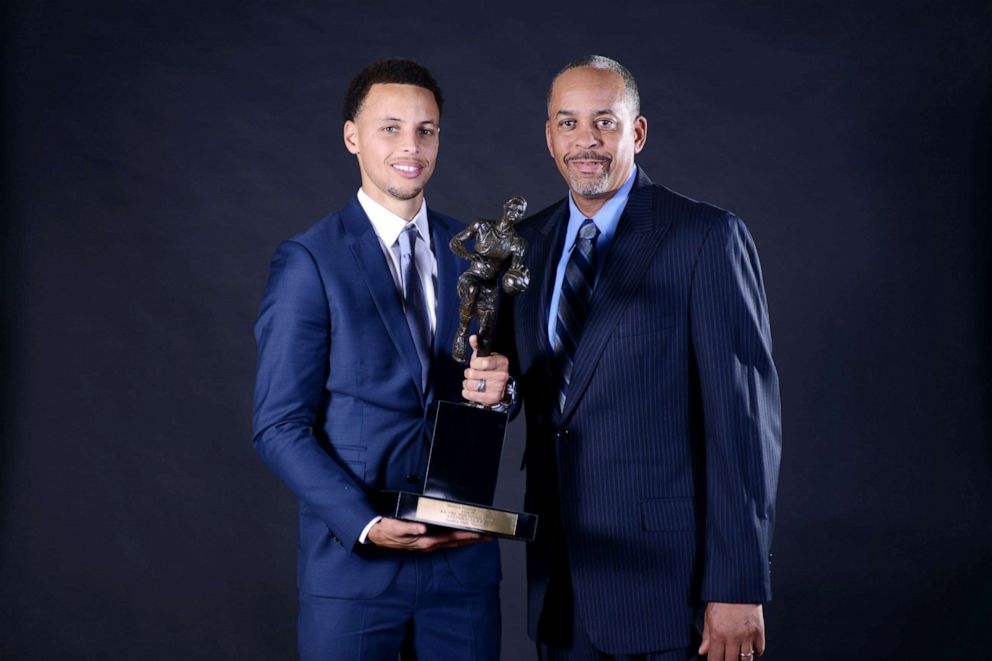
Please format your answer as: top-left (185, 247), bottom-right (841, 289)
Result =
top-left (495, 55), bottom-right (782, 660)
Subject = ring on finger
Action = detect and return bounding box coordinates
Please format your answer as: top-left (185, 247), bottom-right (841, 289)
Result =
top-left (740, 652), bottom-right (754, 659)
top-left (475, 378), bottom-right (486, 392)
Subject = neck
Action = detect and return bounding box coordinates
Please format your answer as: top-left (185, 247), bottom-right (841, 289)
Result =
top-left (362, 186), bottom-right (423, 221)
top-left (571, 190), bottom-right (616, 218)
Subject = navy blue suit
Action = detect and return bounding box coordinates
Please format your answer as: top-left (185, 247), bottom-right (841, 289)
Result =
top-left (252, 197), bottom-right (500, 657)
top-left (505, 170), bottom-right (781, 655)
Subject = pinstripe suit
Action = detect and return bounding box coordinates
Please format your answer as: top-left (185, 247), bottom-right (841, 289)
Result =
top-left (504, 169), bottom-right (781, 655)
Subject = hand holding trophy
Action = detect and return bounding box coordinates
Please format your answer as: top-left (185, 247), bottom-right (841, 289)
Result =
top-left (379, 196), bottom-right (538, 541)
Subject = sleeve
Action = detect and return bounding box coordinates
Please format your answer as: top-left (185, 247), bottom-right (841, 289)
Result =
top-left (251, 240), bottom-right (381, 551)
top-left (689, 213), bottom-right (782, 603)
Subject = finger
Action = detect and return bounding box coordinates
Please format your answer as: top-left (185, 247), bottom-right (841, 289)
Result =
top-left (755, 627), bottom-right (766, 656)
top-left (723, 639), bottom-right (739, 661)
top-left (462, 390), bottom-right (505, 407)
top-left (724, 638), bottom-right (754, 661)
top-left (462, 377), bottom-right (492, 392)
top-left (462, 377), bottom-right (507, 401)
top-left (382, 519), bottom-right (428, 537)
top-left (464, 367), bottom-right (508, 383)
top-left (707, 639), bottom-right (724, 661)
top-left (698, 621), bottom-right (710, 655)
top-left (469, 334), bottom-right (479, 358)
top-left (416, 531), bottom-right (485, 551)
top-left (462, 380), bottom-right (500, 397)
top-left (468, 355), bottom-right (508, 374)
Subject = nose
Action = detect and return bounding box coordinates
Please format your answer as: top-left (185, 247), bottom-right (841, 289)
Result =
top-left (575, 123), bottom-right (602, 149)
top-left (399, 129), bottom-right (420, 154)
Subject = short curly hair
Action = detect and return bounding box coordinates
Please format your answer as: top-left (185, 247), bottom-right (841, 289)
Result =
top-left (342, 58), bottom-right (444, 122)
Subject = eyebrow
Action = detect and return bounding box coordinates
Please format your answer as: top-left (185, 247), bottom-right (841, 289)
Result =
top-left (555, 109), bottom-right (616, 117)
top-left (377, 116), bottom-right (438, 126)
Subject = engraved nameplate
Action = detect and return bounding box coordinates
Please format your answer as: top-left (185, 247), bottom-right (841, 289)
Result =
top-left (415, 496), bottom-right (519, 537)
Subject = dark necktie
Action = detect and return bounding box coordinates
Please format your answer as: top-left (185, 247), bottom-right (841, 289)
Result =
top-left (398, 224), bottom-right (431, 391)
top-left (553, 218), bottom-right (600, 411)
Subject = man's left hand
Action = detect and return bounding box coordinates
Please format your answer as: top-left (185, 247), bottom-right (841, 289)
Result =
top-left (461, 335), bottom-right (510, 407)
top-left (698, 602), bottom-right (765, 660)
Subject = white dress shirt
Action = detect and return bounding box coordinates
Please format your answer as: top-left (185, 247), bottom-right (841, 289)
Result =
top-left (357, 188), bottom-right (438, 334)
top-left (354, 189), bottom-right (439, 543)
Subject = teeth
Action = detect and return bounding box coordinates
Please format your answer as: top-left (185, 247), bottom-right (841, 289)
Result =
top-left (394, 164), bottom-right (419, 173)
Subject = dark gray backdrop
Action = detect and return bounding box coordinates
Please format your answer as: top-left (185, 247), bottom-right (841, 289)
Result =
top-left (2, 1), bottom-right (990, 659)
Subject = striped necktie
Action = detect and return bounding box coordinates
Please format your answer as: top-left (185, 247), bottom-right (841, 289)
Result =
top-left (398, 224), bottom-right (431, 391)
top-left (553, 218), bottom-right (600, 411)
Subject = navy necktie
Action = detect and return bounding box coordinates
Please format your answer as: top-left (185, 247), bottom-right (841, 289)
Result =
top-left (398, 224), bottom-right (431, 391)
top-left (553, 218), bottom-right (600, 411)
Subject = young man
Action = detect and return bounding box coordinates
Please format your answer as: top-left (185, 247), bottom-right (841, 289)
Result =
top-left (492, 56), bottom-right (782, 660)
top-left (252, 59), bottom-right (509, 661)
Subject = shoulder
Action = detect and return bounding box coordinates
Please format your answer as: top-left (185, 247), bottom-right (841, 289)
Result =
top-left (649, 182), bottom-right (745, 240)
top-left (286, 210), bottom-right (348, 252)
top-left (516, 197), bottom-right (567, 239)
top-left (264, 210), bottom-right (350, 282)
top-left (427, 208), bottom-right (467, 239)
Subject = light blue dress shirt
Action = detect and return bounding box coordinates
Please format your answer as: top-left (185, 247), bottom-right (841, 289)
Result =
top-left (547, 166), bottom-right (638, 346)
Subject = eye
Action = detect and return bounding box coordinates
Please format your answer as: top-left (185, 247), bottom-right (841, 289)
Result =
top-left (418, 127), bottom-right (437, 137)
top-left (596, 118), bottom-right (616, 128)
top-left (559, 119), bottom-right (576, 129)
top-left (382, 125), bottom-right (399, 133)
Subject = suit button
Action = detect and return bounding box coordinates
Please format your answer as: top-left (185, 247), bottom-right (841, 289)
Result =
top-left (555, 429), bottom-right (569, 441)
top-left (405, 474), bottom-right (420, 485)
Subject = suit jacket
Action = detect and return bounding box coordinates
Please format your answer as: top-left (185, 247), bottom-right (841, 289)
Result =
top-left (504, 169), bottom-right (781, 653)
top-left (252, 196), bottom-right (500, 599)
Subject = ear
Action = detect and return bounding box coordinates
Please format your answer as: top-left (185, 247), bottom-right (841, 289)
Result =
top-left (343, 120), bottom-right (359, 155)
top-left (633, 115), bottom-right (648, 154)
top-left (545, 120), bottom-right (554, 159)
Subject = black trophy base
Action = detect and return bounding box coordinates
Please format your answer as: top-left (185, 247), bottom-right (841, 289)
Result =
top-left (382, 490), bottom-right (538, 541)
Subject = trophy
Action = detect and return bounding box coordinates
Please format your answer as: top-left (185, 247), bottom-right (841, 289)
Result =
top-left (380, 196), bottom-right (538, 541)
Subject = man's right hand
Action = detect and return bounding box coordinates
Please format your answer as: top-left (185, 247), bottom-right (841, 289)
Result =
top-left (366, 517), bottom-right (489, 551)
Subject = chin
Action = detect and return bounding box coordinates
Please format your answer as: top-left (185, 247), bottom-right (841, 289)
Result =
top-left (387, 186), bottom-right (423, 201)
top-left (568, 176), bottom-right (611, 198)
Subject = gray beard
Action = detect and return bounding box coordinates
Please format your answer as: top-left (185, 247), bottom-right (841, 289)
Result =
top-left (568, 169), bottom-right (611, 197)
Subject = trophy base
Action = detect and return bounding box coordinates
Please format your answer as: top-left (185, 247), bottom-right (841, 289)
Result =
top-left (382, 490), bottom-right (537, 541)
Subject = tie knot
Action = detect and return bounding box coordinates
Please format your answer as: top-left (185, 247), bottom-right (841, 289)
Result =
top-left (398, 223), bottom-right (418, 256)
top-left (578, 219), bottom-right (599, 242)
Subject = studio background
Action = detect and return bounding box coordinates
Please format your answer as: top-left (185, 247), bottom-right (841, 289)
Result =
top-left (2, 1), bottom-right (990, 659)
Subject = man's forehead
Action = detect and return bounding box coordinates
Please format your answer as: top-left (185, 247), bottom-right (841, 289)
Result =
top-left (550, 68), bottom-right (628, 109)
top-left (358, 83), bottom-right (439, 120)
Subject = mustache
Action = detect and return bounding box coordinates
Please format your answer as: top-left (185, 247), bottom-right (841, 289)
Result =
top-left (565, 151), bottom-right (612, 164)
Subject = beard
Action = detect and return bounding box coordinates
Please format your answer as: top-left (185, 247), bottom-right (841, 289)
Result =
top-left (387, 185), bottom-right (423, 201)
top-left (565, 152), bottom-right (613, 197)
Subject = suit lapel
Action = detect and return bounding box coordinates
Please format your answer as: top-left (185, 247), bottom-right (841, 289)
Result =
top-left (341, 197), bottom-right (425, 406)
top-left (561, 170), bottom-right (671, 421)
top-left (523, 202), bottom-right (569, 390)
top-left (539, 203), bottom-right (570, 362)
top-left (430, 211), bottom-right (459, 365)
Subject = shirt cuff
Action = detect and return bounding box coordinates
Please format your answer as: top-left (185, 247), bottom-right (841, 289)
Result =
top-left (358, 516), bottom-right (382, 545)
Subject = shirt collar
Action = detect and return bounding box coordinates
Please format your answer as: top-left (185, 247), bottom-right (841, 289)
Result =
top-left (564, 165), bottom-right (637, 248)
top-left (357, 188), bottom-right (430, 248)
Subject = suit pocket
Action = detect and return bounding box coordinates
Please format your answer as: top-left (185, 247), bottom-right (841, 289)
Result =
top-left (640, 498), bottom-right (696, 532)
top-left (333, 444), bottom-right (367, 481)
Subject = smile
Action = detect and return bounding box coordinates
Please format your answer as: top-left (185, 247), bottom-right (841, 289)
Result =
top-left (568, 160), bottom-right (609, 174)
top-left (392, 163), bottom-right (424, 177)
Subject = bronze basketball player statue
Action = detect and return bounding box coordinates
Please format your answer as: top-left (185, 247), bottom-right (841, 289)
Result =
top-left (450, 196), bottom-right (530, 363)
